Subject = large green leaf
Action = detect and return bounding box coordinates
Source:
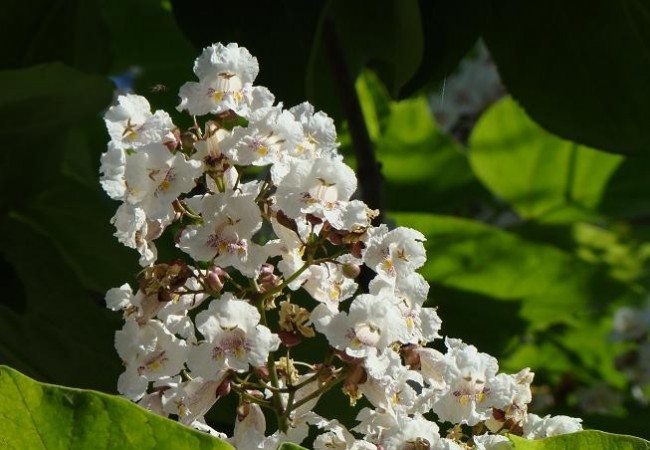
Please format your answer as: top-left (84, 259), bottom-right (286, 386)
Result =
top-left (354, 72), bottom-right (489, 215)
top-left (0, 216), bottom-right (123, 391)
top-left (0, 0), bottom-right (111, 73)
top-left (391, 212), bottom-right (625, 326)
top-left (509, 430), bottom-right (650, 449)
top-left (469, 98), bottom-right (622, 223)
top-left (400, 0), bottom-right (483, 96)
top-left (482, 0), bottom-right (650, 155)
top-left (307, 0), bottom-right (423, 119)
top-left (103, 0), bottom-right (198, 114)
top-left (0, 63), bottom-right (113, 141)
top-left (0, 365), bottom-right (232, 450)
top-left (598, 158), bottom-right (650, 220)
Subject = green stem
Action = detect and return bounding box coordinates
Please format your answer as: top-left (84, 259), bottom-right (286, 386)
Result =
top-left (284, 371), bottom-right (346, 419)
top-left (230, 384), bottom-right (273, 409)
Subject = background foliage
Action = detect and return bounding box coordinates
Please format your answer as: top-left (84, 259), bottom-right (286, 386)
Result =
top-left (2, 0), bottom-right (650, 445)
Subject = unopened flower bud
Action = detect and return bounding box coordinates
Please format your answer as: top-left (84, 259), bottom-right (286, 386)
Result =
top-left (350, 241), bottom-right (365, 259)
top-left (164, 128), bottom-right (181, 151)
top-left (341, 262), bottom-right (361, 279)
top-left (275, 210), bottom-right (297, 232)
top-left (278, 330), bottom-right (302, 347)
top-left (306, 214), bottom-right (322, 225)
top-left (181, 131), bottom-right (198, 150)
top-left (207, 266), bottom-right (227, 293)
top-left (257, 263), bottom-right (281, 293)
top-left (216, 378), bottom-right (231, 398)
top-left (402, 344), bottom-right (421, 369)
top-left (255, 365), bottom-right (270, 380)
top-left (327, 231), bottom-right (343, 245)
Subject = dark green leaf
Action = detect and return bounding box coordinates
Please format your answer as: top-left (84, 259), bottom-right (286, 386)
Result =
top-left (482, 0), bottom-right (650, 155)
top-left (0, 365), bottom-right (233, 450)
top-left (0, 64), bottom-right (113, 140)
top-left (0, 217), bottom-right (122, 391)
top-left (401, 0), bottom-right (484, 96)
top-left (0, 0), bottom-right (111, 73)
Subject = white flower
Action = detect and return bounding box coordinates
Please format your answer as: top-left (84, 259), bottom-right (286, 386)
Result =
top-left (370, 272), bottom-right (440, 344)
top-left (104, 94), bottom-right (174, 149)
top-left (473, 434), bottom-right (512, 450)
top-left (115, 319), bottom-right (187, 401)
top-left (313, 419), bottom-right (376, 450)
top-left (162, 376), bottom-right (224, 425)
top-left (274, 155), bottom-right (358, 229)
top-left (222, 105), bottom-right (304, 167)
top-left (178, 189), bottom-right (262, 270)
top-left (302, 262), bottom-right (358, 311)
top-left (177, 43), bottom-right (272, 117)
top-left (319, 291), bottom-right (407, 360)
top-left (380, 414), bottom-right (443, 450)
top-left (431, 339), bottom-right (499, 425)
top-left (122, 143), bottom-right (202, 220)
top-left (289, 102), bottom-right (338, 158)
top-left (100, 143), bottom-right (127, 200)
top-left (364, 226), bottom-right (426, 284)
top-left (111, 203), bottom-right (167, 266)
top-left (522, 413), bottom-right (583, 439)
top-left (187, 294), bottom-right (280, 378)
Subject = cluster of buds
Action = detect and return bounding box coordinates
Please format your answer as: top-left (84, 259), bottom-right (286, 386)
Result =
top-left (101, 43), bottom-right (582, 450)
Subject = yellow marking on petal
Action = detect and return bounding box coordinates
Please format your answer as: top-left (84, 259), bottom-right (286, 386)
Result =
top-left (351, 337), bottom-right (361, 347)
top-left (158, 179), bottom-right (171, 192)
top-left (233, 91), bottom-right (243, 103)
top-left (478, 391), bottom-right (486, 403)
top-left (147, 360), bottom-right (162, 372)
top-left (459, 395), bottom-right (469, 406)
top-left (212, 91), bottom-right (224, 102)
top-left (257, 145), bottom-right (268, 156)
top-left (406, 316), bottom-right (415, 329)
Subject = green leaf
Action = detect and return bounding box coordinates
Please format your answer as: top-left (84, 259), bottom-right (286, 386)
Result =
top-left (482, 0), bottom-right (650, 155)
top-left (390, 212), bottom-right (624, 326)
top-left (401, 0), bottom-right (484, 96)
top-left (0, 217), bottom-right (122, 391)
top-left (509, 430), bottom-right (650, 449)
top-left (0, 365), bottom-right (233, 450)
top-left (598, 157), bottom-right (650, 220)
top-left (307, 0), bottom-right (423, 119)
top-left (14, 178), bottom-right (139, 293)
top-left (103, 0), bottom-right (198, 114)
top-left (0, 63), bottom-right (113, 140)
top-left (354, 73), bottom-right (489, 215)
top-left (277, 443), bottom-right (309, 450)
top-left (469, 98), bottom-right (622, 223)
top-left (1, 0), bottom-right (111, 73)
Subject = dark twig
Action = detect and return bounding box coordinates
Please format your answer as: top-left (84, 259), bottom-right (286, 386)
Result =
top-left (322, 16), bottom-right (384, 225)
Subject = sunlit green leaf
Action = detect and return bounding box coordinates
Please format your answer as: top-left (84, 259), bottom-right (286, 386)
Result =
top-left (509, 430), bottom-right (650, 449)
top-left (0, 366), bottom-right (232, 450)
top-left (469, 98), bottom-right (622, 223)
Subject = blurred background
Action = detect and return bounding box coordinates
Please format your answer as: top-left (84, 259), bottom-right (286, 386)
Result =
top-left (2, 0), bottom-right (650, 439)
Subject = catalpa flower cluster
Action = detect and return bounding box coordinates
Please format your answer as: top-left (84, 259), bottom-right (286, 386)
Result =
top-left (101, 43), bottom-right (582, 450)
